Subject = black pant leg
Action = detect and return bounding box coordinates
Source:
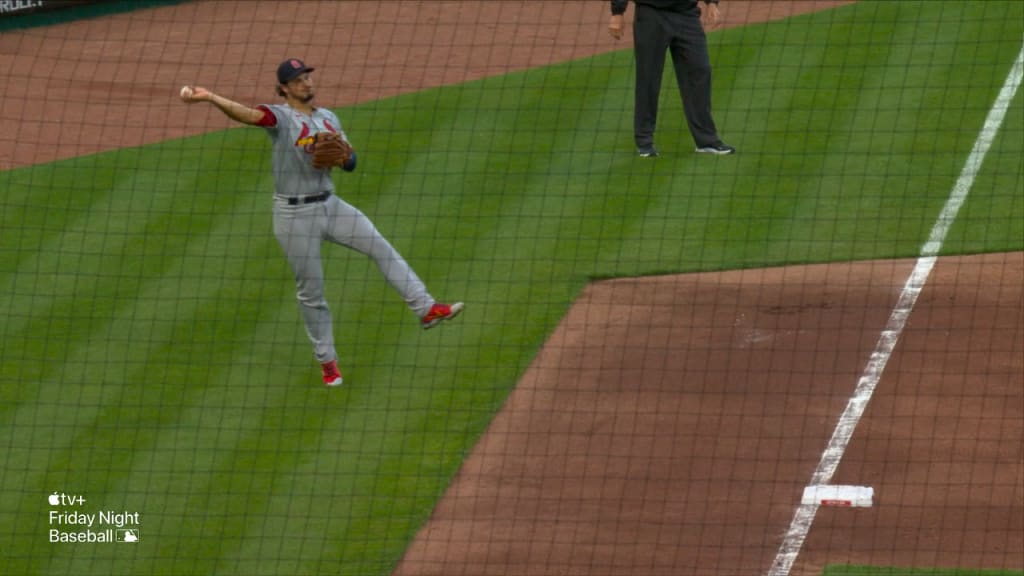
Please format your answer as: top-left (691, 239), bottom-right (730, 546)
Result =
top-left (668, 7), bottom-right (720, 147)
top-left (632, 4), bottom-right (669, 149)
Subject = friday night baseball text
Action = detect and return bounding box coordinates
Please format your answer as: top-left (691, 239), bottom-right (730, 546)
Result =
top-left (50, 510), bottom-right (140, 528)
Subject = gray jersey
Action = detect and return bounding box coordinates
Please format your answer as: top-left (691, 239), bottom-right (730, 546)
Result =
top-left (259, 104), bottom-right (349, 200)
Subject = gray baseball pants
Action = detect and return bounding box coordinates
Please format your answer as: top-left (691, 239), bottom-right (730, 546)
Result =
top-left (273, 195), bottom-right (434, 363)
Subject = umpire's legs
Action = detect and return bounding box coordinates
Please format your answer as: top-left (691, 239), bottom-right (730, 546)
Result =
top-left (633, 3), bottom-right (670, 149)
top-left (668, 7), bottom-right (720, 147)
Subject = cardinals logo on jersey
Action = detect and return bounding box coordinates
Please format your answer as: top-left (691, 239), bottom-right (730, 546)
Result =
top-left (295, 121), bottom-right (339, 152)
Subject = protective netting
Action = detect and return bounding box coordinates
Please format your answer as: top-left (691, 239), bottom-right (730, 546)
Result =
top-left (1, 2), bottom-right (1021, 575)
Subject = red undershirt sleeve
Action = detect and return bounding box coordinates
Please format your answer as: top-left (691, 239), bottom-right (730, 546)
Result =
top-left (254, 105), bottom-right (277, 127)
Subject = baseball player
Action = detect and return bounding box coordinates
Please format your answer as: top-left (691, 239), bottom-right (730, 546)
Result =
top-left (180, 58), bottom-right (463, 387)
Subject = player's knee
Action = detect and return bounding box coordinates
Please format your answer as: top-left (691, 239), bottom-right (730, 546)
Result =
top-left (296, 289), bottom-right (327, 308)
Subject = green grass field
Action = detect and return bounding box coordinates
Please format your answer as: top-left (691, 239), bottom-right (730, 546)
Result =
top-left (1, 1), bottom-right (1021, 575)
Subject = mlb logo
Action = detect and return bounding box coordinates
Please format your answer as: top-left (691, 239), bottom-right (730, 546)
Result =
top-left (116, 529), bottom-right (139, 543)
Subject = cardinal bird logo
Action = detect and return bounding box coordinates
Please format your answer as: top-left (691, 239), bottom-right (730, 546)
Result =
top-left (295, 123), bottom-right (315, 150)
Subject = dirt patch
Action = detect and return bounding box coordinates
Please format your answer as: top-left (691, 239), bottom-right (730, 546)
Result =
top-left (393, 253), bottom-right (1023, 575)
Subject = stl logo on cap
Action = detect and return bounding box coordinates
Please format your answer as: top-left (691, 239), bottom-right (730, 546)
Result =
top-left (291, 60), bottom-right (302, 69)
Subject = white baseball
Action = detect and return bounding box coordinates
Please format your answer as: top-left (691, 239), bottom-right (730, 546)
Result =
top-left (180, 85), bottom-right (193, 99)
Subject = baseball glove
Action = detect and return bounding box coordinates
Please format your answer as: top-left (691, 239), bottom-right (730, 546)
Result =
top-left (310, 132), bottom-right (353, 169)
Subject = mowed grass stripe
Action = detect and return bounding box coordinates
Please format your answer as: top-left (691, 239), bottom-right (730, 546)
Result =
top-left (0, 152), bottom-right (189, 395)
top-left (0, 137), bottom-right (318, 575)
top-left (946, 78), bottom-right (1024, 254)
top-left (35, 273), bottom-right (349, 576)
top-left (0, 139), bottom-right (273, 411)
top-left (1, 198), bottom-right (305, 573)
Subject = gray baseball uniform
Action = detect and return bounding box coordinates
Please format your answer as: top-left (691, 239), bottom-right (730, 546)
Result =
top-left (259, 103), bottom-right (435, 364)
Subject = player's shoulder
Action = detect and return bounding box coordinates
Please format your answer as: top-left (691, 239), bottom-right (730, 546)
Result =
top-left (315, 107), bottom-right (340, 121)
top-left (259, 103), bottom-right (287, 115)
top-left (256, 103), bottom-right (288, 121)
top-left (253, 103), bottom-right (286, 129)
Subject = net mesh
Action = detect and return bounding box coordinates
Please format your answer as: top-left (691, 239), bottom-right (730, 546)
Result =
top-left (1, 1), bottom-right (1021, 575)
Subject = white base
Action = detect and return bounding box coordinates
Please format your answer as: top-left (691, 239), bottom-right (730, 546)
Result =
top-left (801, 485), bottom-right (873, 508)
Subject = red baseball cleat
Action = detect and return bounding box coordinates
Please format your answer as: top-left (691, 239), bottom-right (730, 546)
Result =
top-left (421, 302), bottom-right (464, 330)
top-left (321, 360), bottom-right (343, 387)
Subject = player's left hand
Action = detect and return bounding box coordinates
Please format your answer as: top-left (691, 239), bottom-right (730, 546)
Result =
top-left (310, 132), bottom-right (353, 170)
top-left (701, 3), bottom-right (722, 31)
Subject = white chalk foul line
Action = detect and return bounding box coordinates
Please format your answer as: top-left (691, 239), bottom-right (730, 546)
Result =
top-left (768, 43), bottom-right (1024, 576)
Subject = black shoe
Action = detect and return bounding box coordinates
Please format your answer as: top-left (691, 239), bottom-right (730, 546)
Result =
top-left (695, 142), bottom-right (736, 155)
top-left (637, 146), bottom-right (660, 158)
